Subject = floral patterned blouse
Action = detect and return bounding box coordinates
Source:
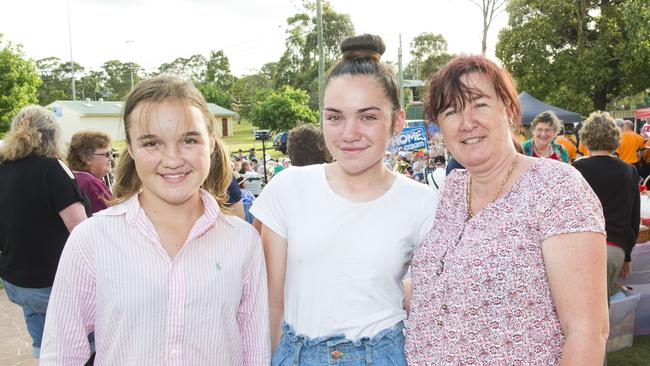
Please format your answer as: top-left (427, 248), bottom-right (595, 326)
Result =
top-left (406, 158), bottom-right (605, 365)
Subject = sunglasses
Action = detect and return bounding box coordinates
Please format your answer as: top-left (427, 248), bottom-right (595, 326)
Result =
top-left (93, 151), bottom-right (113, 159)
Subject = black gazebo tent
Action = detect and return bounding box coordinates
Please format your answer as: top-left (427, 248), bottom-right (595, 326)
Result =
top-left (519, 91), bottom-right (582, 125)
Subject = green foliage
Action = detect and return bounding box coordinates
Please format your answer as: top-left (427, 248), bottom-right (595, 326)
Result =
top-left (232, 74), bottom-right (273, 119)
top-left (249, 86), bottom-right (318, 133)
top-left (273, 0), bottom-right (355, 108)
top-left (206, 50), bottom-right (235, 91)
top-left (36, 57), bottom-right (77, 104)
top-left (102, 60), bottom-right (142, 100)
top-left (198, 82), bottom-right (232, 109)
top-left (410, 33), bottom-right (448, 62)
top-left (158, 50), bottom-right (235, 109)
top-left (158, 54), bottom-right (207, 83)
top-left (420, 53), bottom-right (455, 81)
top-left (79, 70), bottom-right (109, 101)
top-left (405, 33), bottom-right (454, 81)
top-left (0, 35), bottom-right (41, 133)
top-left (496, 0), bottom-right (650, 115)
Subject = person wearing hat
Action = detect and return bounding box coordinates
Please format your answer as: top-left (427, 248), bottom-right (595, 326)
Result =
top-left (235, 172), bottom-right (256, 224)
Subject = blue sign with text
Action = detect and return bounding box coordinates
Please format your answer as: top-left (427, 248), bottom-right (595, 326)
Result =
top-left (388, 126), bottom-right (428, 152)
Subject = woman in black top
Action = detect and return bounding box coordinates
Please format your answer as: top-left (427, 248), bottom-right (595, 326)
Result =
top-left (573, 111), bottom-right (640, 296)
top-left (0, 105), bottom-right (88, 360)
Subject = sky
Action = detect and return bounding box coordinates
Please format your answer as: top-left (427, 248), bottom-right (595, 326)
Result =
top-left (1, 0), bottom-right (509, 77)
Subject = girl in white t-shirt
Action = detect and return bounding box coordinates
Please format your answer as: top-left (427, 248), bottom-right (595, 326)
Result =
top-left (251, 34), bottom-right (438, 366)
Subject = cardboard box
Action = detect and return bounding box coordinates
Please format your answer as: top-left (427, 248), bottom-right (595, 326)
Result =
top-left (607, 289), bottom-right (641, 352)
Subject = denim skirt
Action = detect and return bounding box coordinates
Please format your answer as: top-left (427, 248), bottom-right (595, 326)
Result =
top-left (272, 322), bottom-right (407, 366)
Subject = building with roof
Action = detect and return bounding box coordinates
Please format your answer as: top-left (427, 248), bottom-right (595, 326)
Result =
top-left (46, 100), bottom-right (237, 143)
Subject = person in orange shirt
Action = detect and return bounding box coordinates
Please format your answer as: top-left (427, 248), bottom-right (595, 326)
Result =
top-left (555, 128), bottom-right (577, 161)
top-left (578, 142), bottom-right (590, 157)
top-left (617, 120), bottom-right (645, 167)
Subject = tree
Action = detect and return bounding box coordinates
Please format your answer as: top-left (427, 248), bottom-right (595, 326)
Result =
top-left (102, 60), bottom-right (142, 100)
top-left (79, 70), bottom-right (108, 101)
top-left (405, 33), bottom-right (454, 81)
top-left (0, 35), bottom-right (41, 134)
top-left (157, 50), bottom-right (236, 109)
top-left (274, 1), bottom-right (355, 108)
top-left (467, 0), bottom-right (509, 54)
top-left (158, 54), bottom-right (207, 84)
top-left (249, 86), bottom-right (318, 133)
top-left (232, 73), bottom-right (273, 120)
top-left (496, 0), bottom-right (650, 115)
top-left (205, 50), bottom-right (234, 92)
top-left (198, 83), bottom-right (232, 109)
top-left (36, 57), bottom-right (84, 105)
top-left (408, 33), bottom-right (448, 79)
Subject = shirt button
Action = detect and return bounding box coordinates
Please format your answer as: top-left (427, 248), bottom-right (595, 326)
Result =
top-left (331, 351), bottom-right (344, 359)
top-left (441, 304), bottom-right (448, 310)
top-left (437, 320), bottom-right (444, 326)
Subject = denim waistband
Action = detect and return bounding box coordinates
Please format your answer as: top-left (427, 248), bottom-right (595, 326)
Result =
top-left (280, 321), bottom-right (405, 348)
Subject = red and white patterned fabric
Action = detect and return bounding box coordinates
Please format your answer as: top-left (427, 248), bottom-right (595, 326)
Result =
top-left (406, 158), bottom-right (605, 365)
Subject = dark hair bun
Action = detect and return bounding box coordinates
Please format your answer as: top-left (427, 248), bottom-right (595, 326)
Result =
top-left (340, 34), bottom-right (385, 62)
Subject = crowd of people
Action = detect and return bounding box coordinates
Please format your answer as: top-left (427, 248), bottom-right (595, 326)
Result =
top-left (0, 32), bottom-right (645, 366)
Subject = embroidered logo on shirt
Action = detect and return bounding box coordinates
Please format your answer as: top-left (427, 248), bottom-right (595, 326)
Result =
top-left (216, 261), bottom-right (221, 272)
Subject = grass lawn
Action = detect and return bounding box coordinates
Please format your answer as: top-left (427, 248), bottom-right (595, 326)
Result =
top-left (608, 335), bottom-right (650, 365)
top-left (111, 119), bottom-right (286, 159)
top-left (222, 119), bottom-right (286, 159)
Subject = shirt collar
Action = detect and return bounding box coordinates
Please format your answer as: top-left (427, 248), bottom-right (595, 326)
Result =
top-left (105, 189), bottom-right (233, 228)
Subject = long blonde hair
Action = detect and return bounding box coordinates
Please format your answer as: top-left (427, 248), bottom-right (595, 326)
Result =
top-left (111, 76), bottom-right (232, 210)
top-left (0, 105), bottom-right (62, 162)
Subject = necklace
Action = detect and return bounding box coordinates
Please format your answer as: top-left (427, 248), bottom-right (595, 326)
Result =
top-left (466, 155), bottom-right (518, 220)
top-left (532, 141), bottom-right (551, 158)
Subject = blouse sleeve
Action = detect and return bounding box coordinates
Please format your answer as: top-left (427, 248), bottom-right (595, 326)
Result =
top-left (536, 163), bottom-right (606, 241)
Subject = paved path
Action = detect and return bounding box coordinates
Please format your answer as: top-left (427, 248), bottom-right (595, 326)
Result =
top-left (0, 289), bottom-right (33, 366)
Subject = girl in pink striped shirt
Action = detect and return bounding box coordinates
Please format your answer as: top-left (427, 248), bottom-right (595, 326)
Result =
top-left (40, 76), bottom-right (270, 365)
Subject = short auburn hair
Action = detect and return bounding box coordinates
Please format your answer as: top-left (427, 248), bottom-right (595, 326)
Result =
top-left (425, 55), bottom-right (521, 126)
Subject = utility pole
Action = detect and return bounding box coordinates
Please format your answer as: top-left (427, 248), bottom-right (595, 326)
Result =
top-left (317, 0), bottom-right (325, 127)
top-left (398, 34), bottom-right (404, 108)
top-left (67, 0), bottom-right (76, 100)
top-left (126, 40), bottom-right (135, 89)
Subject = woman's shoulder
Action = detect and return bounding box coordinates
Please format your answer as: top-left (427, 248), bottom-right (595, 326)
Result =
top-left (525, 158), bottom-right (589, 194)
top-left (443, 167), bottom-right (467, 186)
top-left (69, 210), bottom-right (124, 240)
top-left (530, 156), bottom-right (571, 173)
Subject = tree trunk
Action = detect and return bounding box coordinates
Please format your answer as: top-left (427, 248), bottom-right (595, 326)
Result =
top-left (594, 87), bottom-right (608, 111)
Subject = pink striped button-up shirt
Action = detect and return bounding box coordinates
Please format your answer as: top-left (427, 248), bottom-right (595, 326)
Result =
top-left (40, 190), bottom-right (270, 365)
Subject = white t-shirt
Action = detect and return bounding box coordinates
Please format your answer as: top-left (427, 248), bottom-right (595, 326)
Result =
top-left (250, 164), bottom-right (438, 340)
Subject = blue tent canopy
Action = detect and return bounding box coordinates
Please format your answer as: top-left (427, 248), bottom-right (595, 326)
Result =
top-left (519, 91), bottom-right (582, 125)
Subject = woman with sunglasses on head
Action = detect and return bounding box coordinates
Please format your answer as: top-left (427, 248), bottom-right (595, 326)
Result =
top-left (251, 34), bottom-right (437, 365)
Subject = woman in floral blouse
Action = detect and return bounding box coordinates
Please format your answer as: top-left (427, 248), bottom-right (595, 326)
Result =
top-left (406, 55), bottom-right (609, 365)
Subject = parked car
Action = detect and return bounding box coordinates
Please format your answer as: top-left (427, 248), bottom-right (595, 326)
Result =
top-left (273, 132), bottom-right (288, 154)
top-left (253, 129), bottom-right (271, 140)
